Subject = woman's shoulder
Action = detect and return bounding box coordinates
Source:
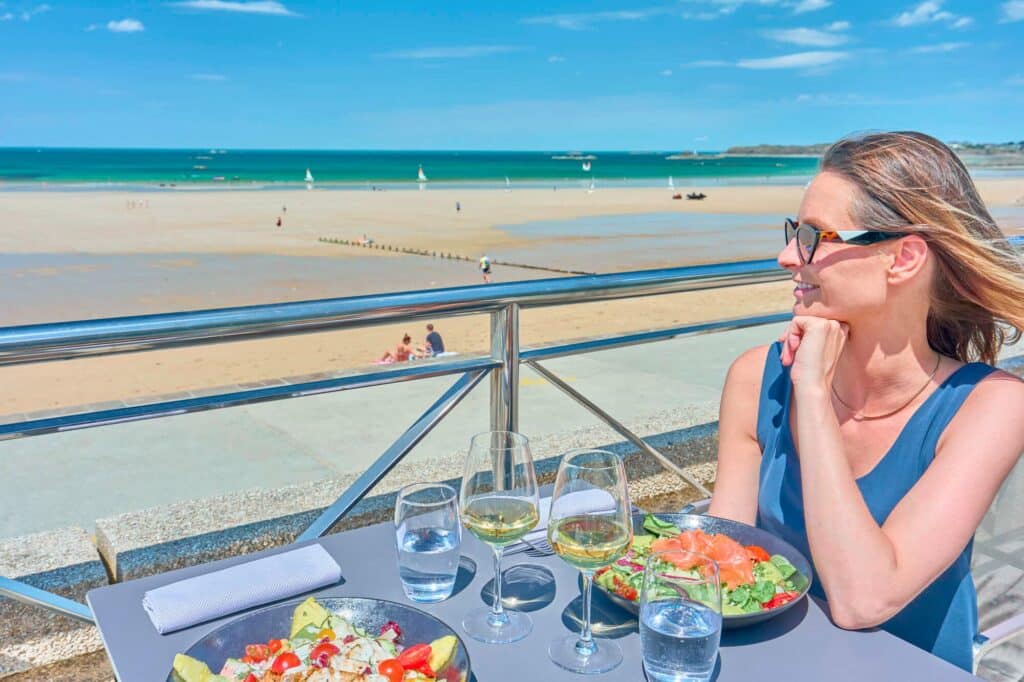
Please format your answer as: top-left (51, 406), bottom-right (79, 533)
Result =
top-left (938, 364), bottom-right (1024, 458)
top-left (724, 344), bottom-right (775, 391)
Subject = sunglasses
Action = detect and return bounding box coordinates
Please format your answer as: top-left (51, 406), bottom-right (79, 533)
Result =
top-left (784, 218), bottom-right (906, 265)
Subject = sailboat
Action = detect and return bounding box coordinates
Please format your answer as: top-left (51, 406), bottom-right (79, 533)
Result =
top-left (505, 176), bottom-right (511, 192)
top-left (582, 160), bottom-right (592, 172)
top-left (417, 165), bottom-right (428, 183)
top-left (587, 177), bottom-right (595, 194)
top-left (305, 168), bottom-right (314, 190)
top-left (668, 176), bottom-right (675, 190)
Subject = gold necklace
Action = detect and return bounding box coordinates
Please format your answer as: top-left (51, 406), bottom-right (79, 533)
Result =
top-left (830, 354), bottom-right (942, 421)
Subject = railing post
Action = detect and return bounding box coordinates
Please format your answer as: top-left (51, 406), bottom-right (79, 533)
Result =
top-left (490, 303), bottom-right (519, 433)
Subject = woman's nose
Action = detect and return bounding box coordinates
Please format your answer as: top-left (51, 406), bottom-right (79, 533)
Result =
top-left (778, 237), bottom-right (801, 271)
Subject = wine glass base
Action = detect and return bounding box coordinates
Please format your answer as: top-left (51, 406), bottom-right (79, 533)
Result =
top-left (547, 633), bottom-right (622, 674)
top-left (462, 606), bottom-right (533, 644)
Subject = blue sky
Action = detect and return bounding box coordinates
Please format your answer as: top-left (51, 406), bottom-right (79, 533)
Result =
top-left (0, 0), bottom-right (1022, 149)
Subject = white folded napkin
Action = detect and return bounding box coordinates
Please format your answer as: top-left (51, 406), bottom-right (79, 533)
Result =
top-left (142, 544), bottom-right (341, 634)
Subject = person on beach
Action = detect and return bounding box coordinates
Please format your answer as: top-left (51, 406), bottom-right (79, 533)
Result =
top-left (425, 324), bottom-right (445, 355)
top-left (456, 201), bottom-right (461, 214)
top-left (709, 131), bottom-right (1024, 672)
top-left (479, 255), bottom-right (492, 283)
top-left (379, 334), bottom-right (423, 363)
top-left (276, 216), bottom-right (282, 228)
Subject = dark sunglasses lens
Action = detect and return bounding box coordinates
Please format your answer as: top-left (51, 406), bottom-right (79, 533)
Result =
top-left (797, 225), bottom-right (817, 263)
top-left (785, 219), bottom-right (797, 244)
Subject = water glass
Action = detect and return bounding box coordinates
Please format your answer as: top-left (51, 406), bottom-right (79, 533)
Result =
top-left (640, 548), bottom-right (722, 682)
top-left (394, 483), bottom-right (461, 603)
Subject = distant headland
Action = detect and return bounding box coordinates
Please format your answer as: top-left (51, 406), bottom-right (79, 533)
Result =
top-left (723, 141), bottom-right (1024, 167)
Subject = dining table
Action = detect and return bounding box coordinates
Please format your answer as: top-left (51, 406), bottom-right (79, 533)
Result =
top-left (87, 515), bottom-right (980, 681)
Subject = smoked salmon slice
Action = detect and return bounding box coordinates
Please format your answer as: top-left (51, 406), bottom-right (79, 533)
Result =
top-left (652, 529), bottom-right (755, 588)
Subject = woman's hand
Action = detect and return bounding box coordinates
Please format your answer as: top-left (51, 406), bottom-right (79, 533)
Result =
top-left (778, 316), bottom-right (849, 393)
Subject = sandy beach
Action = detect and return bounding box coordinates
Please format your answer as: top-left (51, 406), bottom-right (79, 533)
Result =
top-left (2, 180), bottom-right (1022, 416)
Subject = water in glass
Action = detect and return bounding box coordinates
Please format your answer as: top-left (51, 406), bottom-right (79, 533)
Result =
top-left (640, 600), bottom-right (722, 682)
top-left (394, 483), bottom-right (461, 603)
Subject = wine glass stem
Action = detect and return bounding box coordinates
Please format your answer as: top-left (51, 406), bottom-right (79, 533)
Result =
top-left (576, 570), bottom-right (597, 657)
top-left (487, 544), bottom-right (509, 628)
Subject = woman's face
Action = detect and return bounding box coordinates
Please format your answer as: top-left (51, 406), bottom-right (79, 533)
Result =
top-left (779, 171), bottom-right (894, 322)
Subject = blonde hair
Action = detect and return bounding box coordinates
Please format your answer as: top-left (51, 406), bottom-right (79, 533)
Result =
top-left (821, 131), bottom-right (1024, 365)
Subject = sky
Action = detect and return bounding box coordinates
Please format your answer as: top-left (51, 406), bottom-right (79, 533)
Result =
top-left (0, 0), bottom-right (1022, 150)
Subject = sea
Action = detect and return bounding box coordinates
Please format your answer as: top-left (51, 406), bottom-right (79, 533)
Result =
top-left (0, 148), bottom-right (822, 189)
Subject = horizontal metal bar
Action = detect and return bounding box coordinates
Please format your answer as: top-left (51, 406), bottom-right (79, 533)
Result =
top-left (0, 257), bottom-right (789, 366)
top-left (521, 312), bottom-right (792, 362)
top-left (0, 576), bottom-right (95, 624)
top-left (298, 369), bottom-right (487, 540)
top-left (0, 356), bottom-right (499, 440)
top-left (525, 360), bottom-right (714, 498)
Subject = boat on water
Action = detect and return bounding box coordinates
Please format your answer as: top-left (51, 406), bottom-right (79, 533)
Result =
top-left (582, 161), bottom-right (592, 172)
top-left (193, 165), bottom-right (207, 170)
top-left (417, 165), bottom-right (428, 183)
top-left (504, 176), bottom-right (511, 192)
top-left (305, 168), bottom-right (314, 190)
top-left (668, 176), bottom-right (675, 190)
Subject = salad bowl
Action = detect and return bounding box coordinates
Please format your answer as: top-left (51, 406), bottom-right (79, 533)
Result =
top-left (593, 512), bottom-right (813, 629)
top-left (166, 596), bottom-right (471, 681)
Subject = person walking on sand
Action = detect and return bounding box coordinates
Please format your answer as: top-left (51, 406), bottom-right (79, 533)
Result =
top-left (276, 216), bottom-right (282, 228)
top-left (479, 255), bottom-right (492, 284)
top-left (456, 201), bottom-right (461, 214)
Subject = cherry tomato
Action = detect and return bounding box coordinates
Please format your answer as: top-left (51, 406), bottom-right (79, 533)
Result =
top-left (244, 643), bottom-right (269, 662)
top-left (397, 642), bottom-right (432, 668)
top-left (267, 638), bottom-right (284, 654)
top-left (763, 591), bottom-right (799, 610)
top-left (410, 660), bottom-right (435, 677)
top-left (240, 655), bottom-right (255, 665)
top-left (745, 545), bottom-right (771, 563)
top-left (310, 642), bottom-right (340, 660)
top-left (378, 658), bottom-right (405, 682)
top-left (269, 651), bottom-right (302, 674)
top-left (244, 675), bottom-right (258, 682)
top-left (317, 627), bottom-right (337, 641)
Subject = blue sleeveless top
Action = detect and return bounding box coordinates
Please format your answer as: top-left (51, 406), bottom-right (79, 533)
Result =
top-left (755, 342), bottom-right (995, 671)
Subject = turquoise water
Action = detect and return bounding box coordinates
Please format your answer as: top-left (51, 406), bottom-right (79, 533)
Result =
top-left (0, 148), bottom-right (820, 187)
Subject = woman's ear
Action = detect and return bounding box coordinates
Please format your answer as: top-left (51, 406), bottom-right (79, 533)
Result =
top-left (887, 234), bottom-right (929, 284)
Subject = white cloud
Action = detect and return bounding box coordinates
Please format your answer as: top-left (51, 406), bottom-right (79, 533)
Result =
top-left (20, 4), bottom-right (49, 21)
top-left (190, 72), bottom-right (227, 80)
top-left (107, 18), bottom-right (144, 33)
top-left (907, 41), bottom-right (968, 53)
top-left (826, 20), bottom-right (850, 31)
top-left (737, 50), bottom-right (848, 69)
top-left (521, 8), bottom-right (671, 30)
top-left (170, 1), bottom-right (296, 16)
top-left (794, 92), bottom-right (862, 105)
top-left (681, 59), bottom-right (731, 67)
top-left (791, 0), bottom-right (831, 13)
top-left (892, 1), bottom-right (972, 29)
top-left (547, 55), bottom-right (566, 63)
top-left (661, 68), bottom-right (673, 76)
top-left (763, 27), bottom-right (848, 46)
top-left (379, 45), bottom-right (524, 60)
top-left (1001, 1), bottom-right (1024, 22)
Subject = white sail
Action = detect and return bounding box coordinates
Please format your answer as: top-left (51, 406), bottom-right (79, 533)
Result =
top-left (587, 177), bottom-right (595, 194)
top-left (305, 168), bottom-right (314, 190)
top-left (505, 176), bottom-right (511, 192)
top-left (582, 161), bottom-right (592, 172)
top-left (417, 165), bottom-right (428, 182)
top-left (668, 176), bottom-right (675, 190)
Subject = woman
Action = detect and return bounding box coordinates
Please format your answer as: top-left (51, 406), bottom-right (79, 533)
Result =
top-left (379, 334), bottom-right (424, 363)
top-left (709, 131), bottom-right (1024, 671)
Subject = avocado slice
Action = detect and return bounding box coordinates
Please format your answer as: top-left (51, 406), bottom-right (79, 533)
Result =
top-left (428, 634), bottom-right (458, 672)
top-left (291, 597), bottom-right (331, 638)
top-left (171, 654), bottom-right (228, 682)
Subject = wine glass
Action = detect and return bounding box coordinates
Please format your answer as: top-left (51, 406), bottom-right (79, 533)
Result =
top-left (460, 430), bottom-right (540, 643)
top-left (547, 449), bottom-right (633, 674)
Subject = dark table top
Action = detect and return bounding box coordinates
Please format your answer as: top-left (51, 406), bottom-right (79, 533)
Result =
top-left (88, 520), bottom-right (979, 682)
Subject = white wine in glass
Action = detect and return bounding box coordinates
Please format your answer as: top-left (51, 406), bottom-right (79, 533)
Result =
top-left (460, 431), bottom-right (539, 644)
top-left (547, 449), bottom-right (633, 674)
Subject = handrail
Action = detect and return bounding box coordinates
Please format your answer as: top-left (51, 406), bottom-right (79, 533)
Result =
top-left (0, 257), bottom-right (788, 366)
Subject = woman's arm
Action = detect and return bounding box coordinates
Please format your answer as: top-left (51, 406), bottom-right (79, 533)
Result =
top-left (707, 345), bottom-right (770, 525)
top-left (786, 318), bottom-right (1024, 629)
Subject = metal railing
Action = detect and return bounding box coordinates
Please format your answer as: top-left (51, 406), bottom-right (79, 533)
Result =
top-left (2, 236), bottom-right (1021, 624)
